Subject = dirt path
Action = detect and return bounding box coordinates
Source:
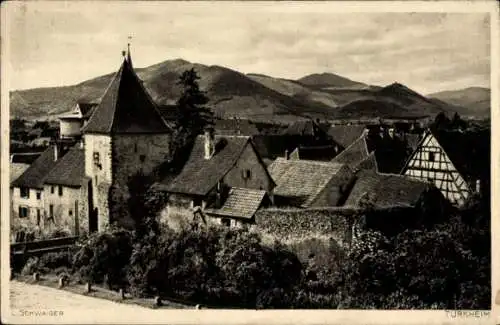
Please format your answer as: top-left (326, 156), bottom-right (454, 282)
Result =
top-left (8, 280), bottom-right (153, 321)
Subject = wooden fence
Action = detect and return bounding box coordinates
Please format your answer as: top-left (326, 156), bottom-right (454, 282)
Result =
top-left (10, 236), bottom-right (80, 256)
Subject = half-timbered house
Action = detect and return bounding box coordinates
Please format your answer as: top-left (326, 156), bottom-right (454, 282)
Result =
top-left (400, 128), bottom-right (489, 206)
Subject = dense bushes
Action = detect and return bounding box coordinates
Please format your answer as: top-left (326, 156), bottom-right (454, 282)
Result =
top-left (19, 195), bottom-right (489, 309)
top-left (20, 250), bottom-right (74, 276)
top-left (72, 226), bottom-right (133, 289)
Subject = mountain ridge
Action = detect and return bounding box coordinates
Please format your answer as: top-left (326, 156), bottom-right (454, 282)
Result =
top-left (10, 59), bottom-right (490, 121)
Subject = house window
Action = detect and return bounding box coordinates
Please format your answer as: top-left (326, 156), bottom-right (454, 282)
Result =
top-left (51, 186), bottom-right (55, 194)
top-left (49, 204), bottom-right (54, 219)
top-left (69, 209), bottom-right (73, 216)
top-left (37, 209), bottom-right (41, 225)
top-left (221, 218), bottom-right (231, 227)
top-left (242, 169), bottom-right (251, 180)
top-left (20, 187), bottom-right (29, 199)
top-left (139, 154), bottom-right (146, 163)
top-left (18, 206), bottom-right (29, 218)
top-left (36, 191), bottom-right (41, 200)
top-left (93, 152), bottom-right (101, 168)
top-left (58, 185), bottom-right (63, 196)
top-left (428, 152), bottom-right (435, 162)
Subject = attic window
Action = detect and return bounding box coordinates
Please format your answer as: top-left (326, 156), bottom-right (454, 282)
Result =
top-left (242, 169), bottom-right (252, 180)
top-left (428, 152), bottom-right (435, 162)
top-left (20, 187), bottom-right (29, 199)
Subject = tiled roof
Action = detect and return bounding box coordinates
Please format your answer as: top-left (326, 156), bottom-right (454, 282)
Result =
top-left (78, 102), bottom-right (99, 119)
top-left (430, 128), bottom-right (489, 180)
top-left (10, 163), bottom-right (30, 183)
top-left (344, 169), bottom-right (430, 208)
top-left (10, 153), bottom-right (42, 164)
top-left (355, 152), bottom-right (378, 171)
top-left (11, 146), bottom-right (57, 189)
top-left (268, 158), bottom-right (347, 207)
top-left (214, 119), bottom-right (259, 136)
top-left (327, 125), bottom-right (367, 148)
top-left (406, 133), bottom-right (421, 152)
top-left (205, 188), bottom-right (266, 219)
top-left (282, 120), bottom-right (328, 138)
top-left (44, 146), bottom-right (85, 187)
top-left (82, 58), bottom-right (171, 134)
top-left (331, 135), bottom-right (370, 169)
top-left (158, 135), bottom-right (272, 196)
top-left (289, 145), bottom-right (340, 162)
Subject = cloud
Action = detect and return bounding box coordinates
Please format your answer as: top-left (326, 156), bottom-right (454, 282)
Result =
top-left (6, 2), bottom-right (490, 94)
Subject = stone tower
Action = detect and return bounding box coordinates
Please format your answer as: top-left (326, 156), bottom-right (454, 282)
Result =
top-left (82, 49), bottom-right (172, 232)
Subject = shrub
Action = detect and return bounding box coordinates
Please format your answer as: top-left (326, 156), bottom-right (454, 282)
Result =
top-left (73, 226), bottom-right (133, 289)
top-left (38, 251), bottom-right (73, 271)
top-left (20, 257), bottom-right (40, 276)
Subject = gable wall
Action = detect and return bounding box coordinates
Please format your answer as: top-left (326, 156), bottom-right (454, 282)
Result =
top-left (403, 133), bottom-right (471, 206)
top-left (11, 187), bottom-right (45, 232)
top-left (222, 143), bottom-right (275, 194)
top-left (43, 184), bottom-right (89, 236)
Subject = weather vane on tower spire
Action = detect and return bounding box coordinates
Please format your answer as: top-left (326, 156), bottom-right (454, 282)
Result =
top-left (126, 36), bottom-right (133, 67)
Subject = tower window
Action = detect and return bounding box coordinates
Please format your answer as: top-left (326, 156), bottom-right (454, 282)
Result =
top-left (93, 152), bottom-right (101, 169)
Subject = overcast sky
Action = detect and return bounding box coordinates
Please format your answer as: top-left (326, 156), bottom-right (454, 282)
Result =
top-left (5, 1), bottom-right (491, 94)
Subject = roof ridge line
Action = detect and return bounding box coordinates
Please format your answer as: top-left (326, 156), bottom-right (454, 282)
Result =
top-left (83, 61), bottom-right (125, 134)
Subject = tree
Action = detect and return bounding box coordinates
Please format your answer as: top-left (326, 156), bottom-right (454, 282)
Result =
top-left (173, 68), bottom-right (214, 150)
top-left (432, 112), bottom-right (451, 130)
top-left (73, 226), bottom-right (133, 289)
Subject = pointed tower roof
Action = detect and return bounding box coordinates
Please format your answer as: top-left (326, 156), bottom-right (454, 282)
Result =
top-left (82, 54), bottom-right (171, 134)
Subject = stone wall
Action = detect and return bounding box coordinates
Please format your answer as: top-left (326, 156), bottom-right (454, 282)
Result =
top-left (111, 134), bottom-right (172, 229)
top-left (254, 207), bottom-right (359, 249)
top-left (43, 184), bottom-right (87, 236)
top-left (84, 134), bottom-right (112, 231)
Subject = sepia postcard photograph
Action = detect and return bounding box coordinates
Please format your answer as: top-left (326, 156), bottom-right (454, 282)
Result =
top-left (1, 1), bottom-right (498, 324)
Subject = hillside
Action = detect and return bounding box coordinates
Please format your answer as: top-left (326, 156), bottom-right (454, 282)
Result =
top-left (11, 59), bottom-right (335, 122)
top-left (297, 72), bottom-right (367, 89)
top-left (10, 58), bottom-right (486, 121)
top-left (428, 87), bottom-right (490, 118)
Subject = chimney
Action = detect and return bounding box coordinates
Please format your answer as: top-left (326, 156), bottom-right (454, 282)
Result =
top-left (53, 143), bottom-right (59, 161)
top-left (204, 128), bottom-right (215, 160)
top-left (284, 149), bottom-right (289, 160)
